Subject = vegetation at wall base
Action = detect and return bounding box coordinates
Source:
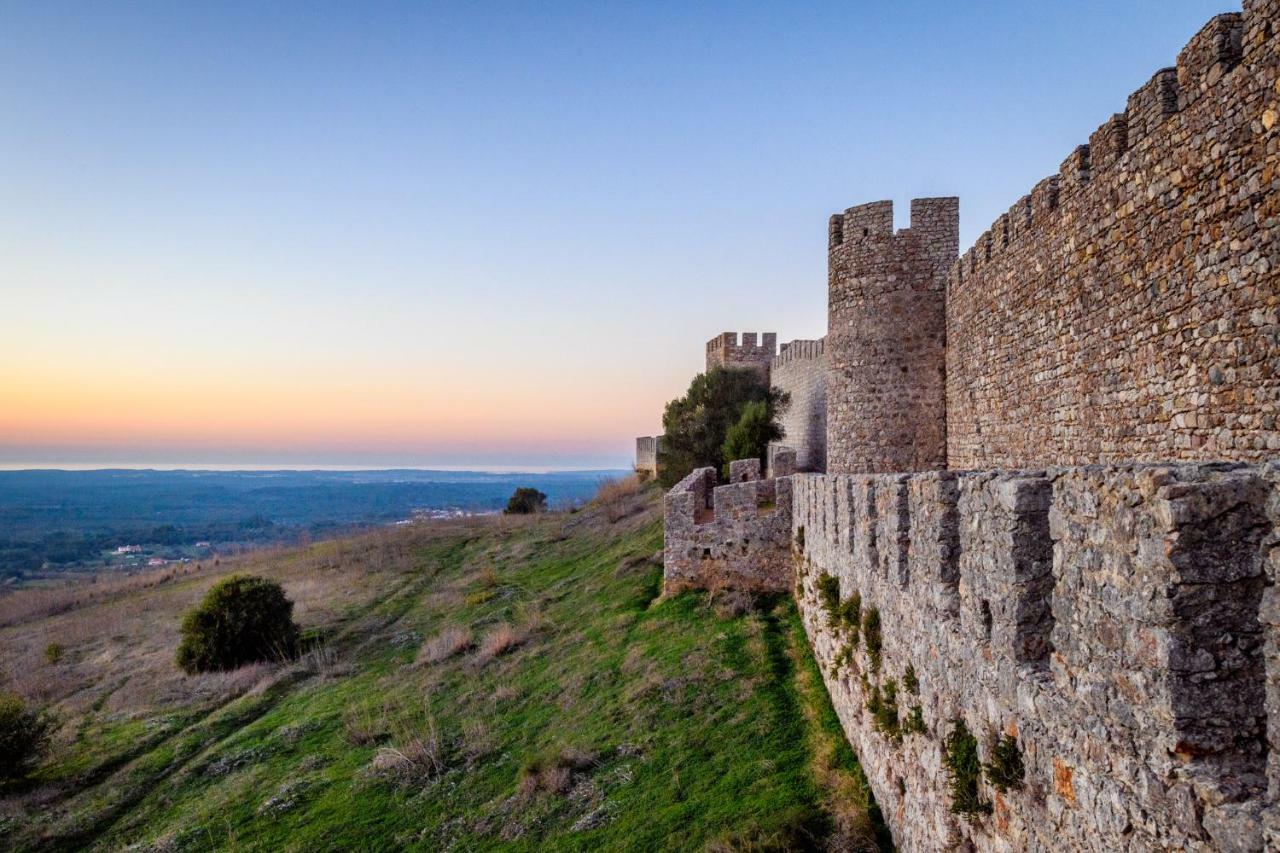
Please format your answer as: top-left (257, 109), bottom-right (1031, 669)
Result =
top-left (0, 487), bottom-right (887, 851)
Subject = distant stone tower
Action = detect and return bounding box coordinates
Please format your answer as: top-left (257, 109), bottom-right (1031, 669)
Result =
top-left (705, 332), bottom-right (777, 383)
top-left (826, 198), bottom-right (958, 474)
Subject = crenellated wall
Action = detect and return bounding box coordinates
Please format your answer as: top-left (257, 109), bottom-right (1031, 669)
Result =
top-left (944, 4), bottom-right (1280, 469)
top-left (663, 461), bottom-right (793, 594)
top-left (658, 4), bottom-right (1280, 850)
top-left (771, 338), bottom-right (828, 472)
top-left (705, 331), bottom-right (777, 383)
top-left (792, 461), bottom-right (1280, 852)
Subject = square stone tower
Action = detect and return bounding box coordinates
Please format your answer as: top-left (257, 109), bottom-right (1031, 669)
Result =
top-left (705, 332), bottom-right (777, 384)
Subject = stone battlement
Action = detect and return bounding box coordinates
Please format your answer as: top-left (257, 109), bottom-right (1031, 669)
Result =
top-left (772, 337), bottom-right (824, 368)
top-left (773, 338), bottom-right (828, 472)
top-left (952, 12), bottom-right (1251, 283)
top-left (827, 198), bottom-right (958, 475)
top-left (663, 465), bottom-right (793, 594)
top-left (792, 461), bottom-right (1280, 850)
top-left (705, 331), bottom-right (777, 382)
top-left (945, 2), bottom-right (1278, 468)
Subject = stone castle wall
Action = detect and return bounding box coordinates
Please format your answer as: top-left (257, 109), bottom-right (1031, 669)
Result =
top-left (792, 461), bottom-right (1280, 851)
top-left (827, 198), bottom-right (958, 475)
top-left (657, 4), bottom-right (1280, 850)
top-left (705, 331), bottom-right (777, 383)
top-left (944, 6), bottom-right (1280, 469)
top-left (771, 338), bottom-right (827, 472)
top-left (663, 460), bottom-right (793, 594)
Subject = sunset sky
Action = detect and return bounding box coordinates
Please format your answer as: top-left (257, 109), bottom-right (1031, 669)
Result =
top-left (1, 0), bottom-right (1229, 469)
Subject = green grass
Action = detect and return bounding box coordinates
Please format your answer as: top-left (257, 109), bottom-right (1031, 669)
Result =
top-left (3, 491), bottom-right (886, 851)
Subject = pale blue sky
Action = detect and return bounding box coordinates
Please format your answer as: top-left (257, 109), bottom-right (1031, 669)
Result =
top-left (0, 1), bottom-right (1233, 469)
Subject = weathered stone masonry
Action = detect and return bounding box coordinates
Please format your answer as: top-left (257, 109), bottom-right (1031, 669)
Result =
top-left (635, 436), bottom-right (661, 479)
top-left (828, 198), bottom-right (957, 475)
top-left (705, 331), bottom-right (777, 382)
top-left (663, 458), bottom-right (793, 594)
top-left (794, 463), bottom-right (1279, 851)
top-left (945, 8), bottom-right (1280, 469)
top-left (659, 4), bottom-right (1280, 849)
top-left (771, 338), bottom-right (827, 473)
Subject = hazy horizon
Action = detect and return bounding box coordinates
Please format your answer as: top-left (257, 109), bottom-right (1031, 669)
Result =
top-left (0, 461), bottom-right (631, 473)
top-left (1, 0), bottom-right (1231, 466)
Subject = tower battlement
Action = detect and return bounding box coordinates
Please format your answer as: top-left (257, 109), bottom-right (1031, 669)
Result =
top-left (705, 331), bottom-right (777, 381)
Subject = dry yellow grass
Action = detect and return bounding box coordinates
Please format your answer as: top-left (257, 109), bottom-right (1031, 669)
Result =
top-left (473, 622), bottom-right (526, 667)
top-left (417, 626), bottom-right (473, 665)
top-left (0, 517), bottom-right (490, 720)
top-left (592, 474), bottom-right (646, 522)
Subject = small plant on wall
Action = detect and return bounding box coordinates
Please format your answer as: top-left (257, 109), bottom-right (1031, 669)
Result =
top-left (862, 607), bottom-right (882, 674)
top-left (816, 573), bottom-right (841, 621)
top-left (984, 733), bottom-right (1025, 793)
top-left (942, 718), bottom-right (991, 820)
top-left (902, 664), bottom-right (918, 695)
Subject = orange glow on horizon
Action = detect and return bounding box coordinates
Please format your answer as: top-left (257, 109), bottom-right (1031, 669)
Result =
top-left (0, 356), bottom-right (665, 460)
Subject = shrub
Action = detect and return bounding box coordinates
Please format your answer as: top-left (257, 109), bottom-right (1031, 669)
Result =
top-left (504, 487), bottom-right (547, 515)
top-left (872, 679), bottom-right (900, 740)
top-left (0, 691), bottom-right (55, 780)
top-left (721, 400), bottom-right (782, 479)
top-left (657, 367), bottom-right (789, 488)
top-left (942, 718), bottom-right (991, 820)
top-left (862, 607), bottom-right (882, 674)
top-left (474, 622), bottom-right (526, 667)
top-left (984, 733), bottom-right (1025, 792)
top-left (175, 574), bottom-right (300, 674)
top-left (43, 642), bottom-right (65, 665)
top-left (518, 747), bottom-right (597, 798)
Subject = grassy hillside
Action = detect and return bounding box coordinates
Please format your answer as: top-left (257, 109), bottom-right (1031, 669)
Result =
top-left (0, 483), bottom-right (885, 851)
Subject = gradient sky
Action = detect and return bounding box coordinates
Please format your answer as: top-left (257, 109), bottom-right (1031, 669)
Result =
top-left (0, 0), bottom-right (1233, 469)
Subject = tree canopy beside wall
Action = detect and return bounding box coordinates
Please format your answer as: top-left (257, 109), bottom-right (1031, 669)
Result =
top-left (658, 368), bottom-right (788, 488)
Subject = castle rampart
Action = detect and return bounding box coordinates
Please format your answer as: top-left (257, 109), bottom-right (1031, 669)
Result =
top-left (771, 338), bottom-right (827, 472)
top-left (705, 331), bottom-right (777, 382)
top-left (658, 4), bottom-right (1280, 848)
top-left (945, 5), bottom-right (1279, 469)
top-left (663, 464), bottom-right (793, 594)
top-left (793, 461), bottom-right (1279, 851)
top-left (827, 198), bottom-right (958, 475)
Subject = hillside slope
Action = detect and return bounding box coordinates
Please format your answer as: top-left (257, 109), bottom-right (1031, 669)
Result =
top-left (0, 485), bottom-right (885, 851)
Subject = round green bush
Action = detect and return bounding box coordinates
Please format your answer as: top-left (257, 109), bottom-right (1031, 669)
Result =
top-left (176, 574), bottom-right (300, 674)
top-left (0, 691), bottom-right (55, 780)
